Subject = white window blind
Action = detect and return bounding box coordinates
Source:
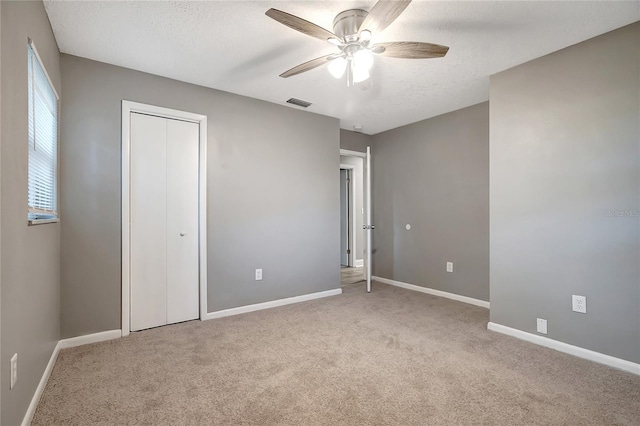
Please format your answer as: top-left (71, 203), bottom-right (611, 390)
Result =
top-left (27, 41), bottom-right (58, 221)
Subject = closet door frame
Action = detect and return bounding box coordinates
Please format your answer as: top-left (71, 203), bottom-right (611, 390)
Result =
top-left (121, 100), bottom-right (208, 337)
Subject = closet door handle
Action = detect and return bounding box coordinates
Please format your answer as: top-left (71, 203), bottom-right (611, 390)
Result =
top-left (180, 232), bottom-right (186, 237)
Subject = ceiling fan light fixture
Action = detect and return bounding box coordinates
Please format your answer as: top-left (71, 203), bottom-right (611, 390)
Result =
top-left (328, 56), bottom-right (348, 79)
top-left (359, 30), bottom-right (372, 41)
top-left (353, 49), bottom-right (374, 71)
top-left (352, 62), bottom-right (370, 84)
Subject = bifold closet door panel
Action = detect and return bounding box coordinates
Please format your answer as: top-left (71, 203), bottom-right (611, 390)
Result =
top-left (130, 113), bottom-right (168, 331)
top-left (166, 119), bottom-right (200, 324)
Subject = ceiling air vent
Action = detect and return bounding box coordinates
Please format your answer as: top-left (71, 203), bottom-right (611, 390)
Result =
top-left (286, 98), bottom-right (312, 108)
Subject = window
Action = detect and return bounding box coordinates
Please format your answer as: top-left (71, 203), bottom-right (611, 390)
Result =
top-left (27, 40), bottom-right (59, 223)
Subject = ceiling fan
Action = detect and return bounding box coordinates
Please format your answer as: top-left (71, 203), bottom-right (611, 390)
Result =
top-left (265, 0), bottom-right (449, 87)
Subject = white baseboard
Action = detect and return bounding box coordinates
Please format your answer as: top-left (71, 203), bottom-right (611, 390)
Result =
top-left (22, 330), bottom-right (122, 425)
top-left (487, 322), bottom-right (640, 376)
top-left (22, 341), bottom-right (61, 426)
top-left (58, 329), bottom-right (122, 349)
top-left (354, 259), bottom-right (364, 268)
top-left (204, 288), bottom-right (343, 320)
top-left (373, 276), bottom-right (490, 309)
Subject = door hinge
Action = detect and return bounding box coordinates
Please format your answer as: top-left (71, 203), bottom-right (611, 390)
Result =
top-left (347, 249), bottom-right (351, 254)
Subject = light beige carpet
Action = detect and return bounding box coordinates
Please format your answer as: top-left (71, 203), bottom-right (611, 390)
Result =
top-left (33, 282), bottom-right (640, 425)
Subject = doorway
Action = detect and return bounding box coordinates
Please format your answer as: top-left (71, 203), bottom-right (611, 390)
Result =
top-left (121, 101), bottom-right (208, 336)
top-left (340, 152), bottom-right (365, 286)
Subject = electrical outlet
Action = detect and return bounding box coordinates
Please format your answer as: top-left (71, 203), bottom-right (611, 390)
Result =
top-left (255, 268), bottom-right (262, 281)
top-left (536, 318), bottom-right (548, 335)
top-left (10, 353), bottom-right (17, 390)
top-left (446, 262), bottom-right (453, 273)
top-left (572, 295), bottom-right (587, 313)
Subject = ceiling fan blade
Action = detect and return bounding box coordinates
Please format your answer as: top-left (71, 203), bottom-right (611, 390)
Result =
top-left (280, 54), bottom-right (335, 78)
top-left (266, 9), bottom-right (338, 43)
top-left (371, 42), bottom-right (449, 59)
top-left (358, 0), bottom-right (412, 35)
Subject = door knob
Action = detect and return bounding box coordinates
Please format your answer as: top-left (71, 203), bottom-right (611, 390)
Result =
top-left (180, 232), bottom-right (186, 236)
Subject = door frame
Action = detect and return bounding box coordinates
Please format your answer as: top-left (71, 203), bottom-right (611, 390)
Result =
top-left (339, 164), bottom-right (356, 267)
top-left (121, 100), bottom-right (208, 337)
top-left (340, 149), bottom-right (367, 270)
top-left (340, 148), bottom-right (371, 291)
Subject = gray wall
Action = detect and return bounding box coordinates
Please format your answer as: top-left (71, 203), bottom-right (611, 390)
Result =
top-left (340, 155), bottom-right (364, 263)
top-left (371, 103), bottom-right (490, 302)
top-left (340, 129), bottom-right (370, 153)
top-left (490, 23), bottom-right (640, 363)
top-left (1, 2), bottom-right (61, 425)
top-left (60, 54), bottom-right (340, 338)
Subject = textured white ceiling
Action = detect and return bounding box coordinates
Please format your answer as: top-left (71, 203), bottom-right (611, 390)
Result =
top-left (44, 1), bottom-right (639, 135)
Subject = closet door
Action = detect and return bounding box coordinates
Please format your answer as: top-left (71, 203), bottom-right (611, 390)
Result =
top-left (130, 113), bottom-right (200, 332)
top-left (166, 119), bottom-right (199, 324)
top-left (130, 113), bottom-right (168, 331)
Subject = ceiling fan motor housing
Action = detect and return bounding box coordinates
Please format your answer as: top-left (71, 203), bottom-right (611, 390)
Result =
top-left (333, 9), bottom-right (368, 42)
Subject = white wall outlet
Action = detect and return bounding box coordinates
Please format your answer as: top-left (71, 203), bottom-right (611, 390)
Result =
top-left (255, 268), bottom-right (263, 281)
top-left (10, 353), bottom-right (17, 390)
top-left (572, 295), bottom-right (587, 313)
top-left (446, 262), bottom-right (453, 273)
top-left (536, 318), bottom-right (548, 335)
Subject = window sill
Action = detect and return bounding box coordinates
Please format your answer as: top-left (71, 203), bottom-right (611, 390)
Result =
top-left (28, 218), bottom-right (60, 226)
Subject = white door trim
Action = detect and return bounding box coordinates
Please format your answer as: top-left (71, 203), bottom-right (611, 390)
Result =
top-left (121, 100), bottom-right (208, 337)
top-left (340, 148), bottom-right (366, 158)
top-left (365, 146), bottom-right (372, 292)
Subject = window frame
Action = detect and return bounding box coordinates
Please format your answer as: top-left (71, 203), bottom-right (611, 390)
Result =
top-left (27, 38), bottom-right (59, 226)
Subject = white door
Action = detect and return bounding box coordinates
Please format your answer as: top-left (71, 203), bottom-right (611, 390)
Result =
top-left (130, 112), bottom-right (199, 331)
top-left (365, 146), bottom-right (373, 293)
top-left (166, 119), bottom-right (200, 324)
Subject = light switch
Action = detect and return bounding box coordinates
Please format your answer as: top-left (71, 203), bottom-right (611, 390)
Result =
top-left (537, 318), bottom-right (548, 334)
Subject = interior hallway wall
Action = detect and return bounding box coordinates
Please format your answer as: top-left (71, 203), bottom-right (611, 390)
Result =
top-left (340, 129), bottom-right (370, 153)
